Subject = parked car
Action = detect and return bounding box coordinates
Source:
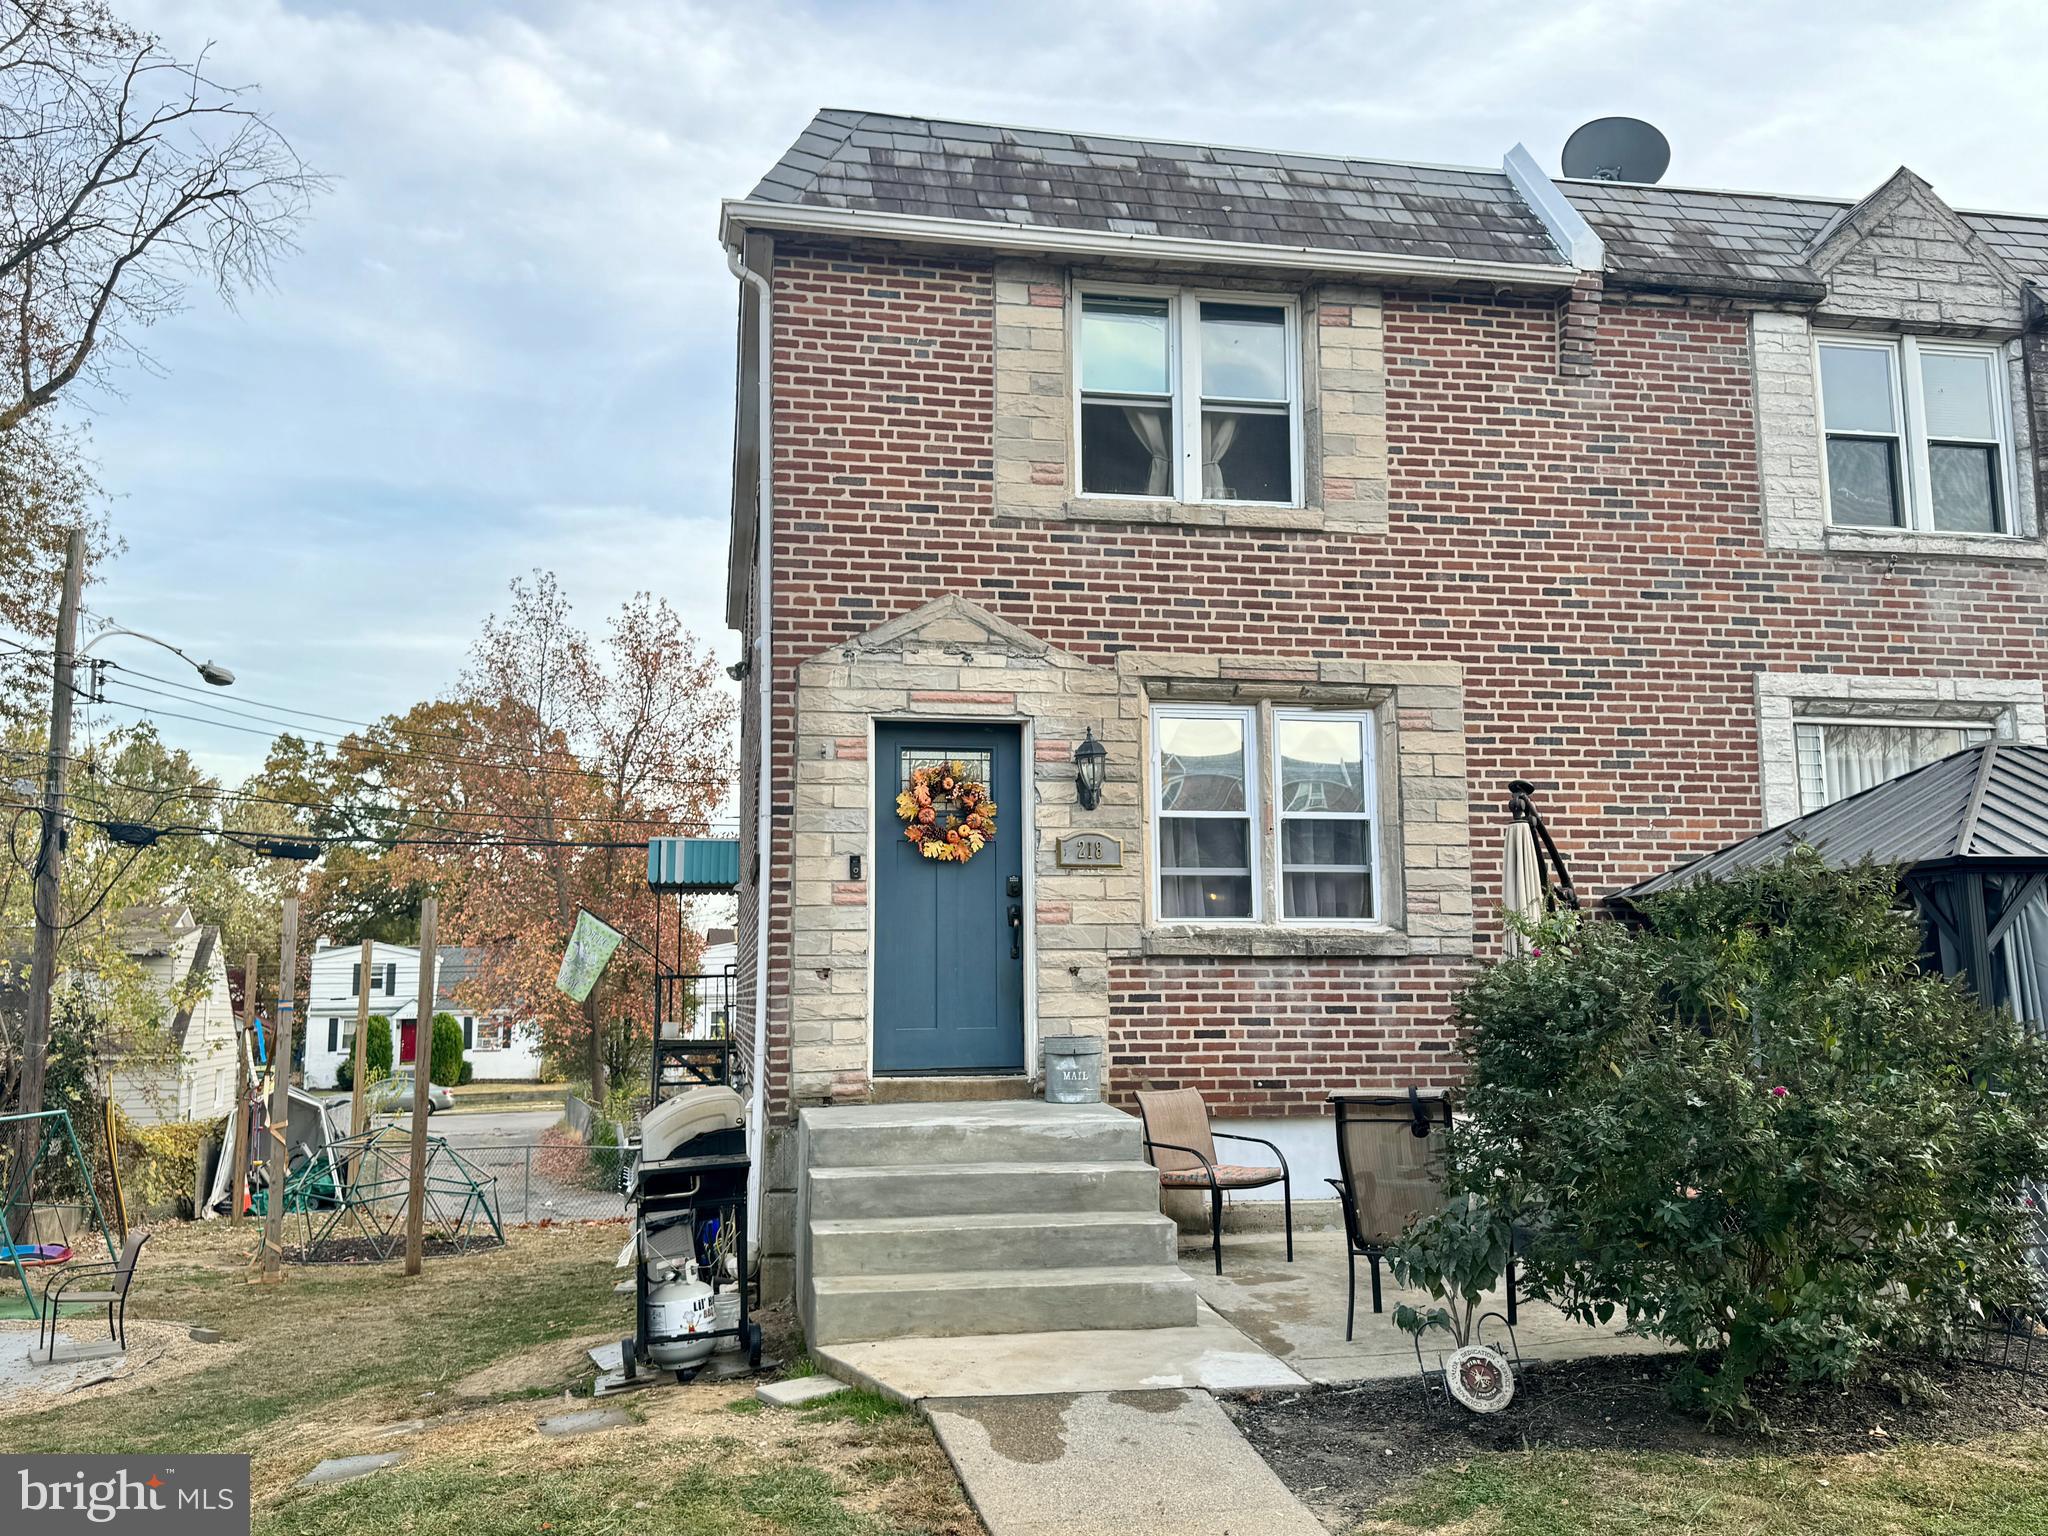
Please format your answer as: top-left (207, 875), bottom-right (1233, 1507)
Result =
top-left (361, 1074), bottom-right (454, 1115)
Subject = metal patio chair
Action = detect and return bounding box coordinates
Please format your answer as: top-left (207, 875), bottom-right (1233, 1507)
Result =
top-left (1135, 1088), bottom-right (1292, 1276)
top-left (1327, 1089), bottom-right (1518, 1339)
top-left (39, 1228), bottom-right (150, 1353)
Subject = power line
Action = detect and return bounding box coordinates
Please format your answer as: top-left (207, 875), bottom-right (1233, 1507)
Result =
top-left (54, 803), bottom-right (709, 854)
top-left (92, 686), bottom-right (734, 793)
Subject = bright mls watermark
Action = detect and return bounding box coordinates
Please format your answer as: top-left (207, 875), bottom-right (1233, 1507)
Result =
top-left (4, 1456), bottom-right (249, 1534)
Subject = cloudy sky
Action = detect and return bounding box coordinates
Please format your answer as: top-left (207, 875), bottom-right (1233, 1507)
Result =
top-left (67, 0), bottom-right (2048, 781)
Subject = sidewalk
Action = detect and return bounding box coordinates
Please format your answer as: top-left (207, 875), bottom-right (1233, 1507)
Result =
top-left (925, 1389), bottom-right (1327, 1536)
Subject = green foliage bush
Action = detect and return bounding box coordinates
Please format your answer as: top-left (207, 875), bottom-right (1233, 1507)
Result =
top-left (1449, 852), bottom-right (2048, 1421)
top-left (457, 1060), bottom-right (474, 1086)
top-left (429, 1012), bottom-right (464, 1089)
top-left (363, 1014), bottom-right (393, 1084)
top-left (334, 1060), bottom-right (352, 1092)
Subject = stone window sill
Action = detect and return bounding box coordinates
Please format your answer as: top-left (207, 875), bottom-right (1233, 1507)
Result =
top-left (1134, 926), bottom-right (1454, 960)
top-left (995, 497), bottom-right (1382, 535)
top-left (1822, 529), bottom-right (2048, 564)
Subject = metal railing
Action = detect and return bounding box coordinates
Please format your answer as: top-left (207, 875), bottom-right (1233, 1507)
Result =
top-left (652, 969), bottom-right (740, 1103)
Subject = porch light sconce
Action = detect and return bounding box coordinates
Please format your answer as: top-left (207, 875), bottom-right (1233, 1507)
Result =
top-left (1073, 728), bottom-right (1107, 811)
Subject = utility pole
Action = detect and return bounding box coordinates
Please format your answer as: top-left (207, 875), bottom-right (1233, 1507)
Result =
top-left (404, 896), bottom-right (437, 1276)
top-left (229, 949), bottom-right (259, 1227)
top-left (349, 937), bottom-right (373, 1136)
top-left (255, 899), bottom-right (298, 1283)
top-left (16, 528), bottom-right (84, 1151)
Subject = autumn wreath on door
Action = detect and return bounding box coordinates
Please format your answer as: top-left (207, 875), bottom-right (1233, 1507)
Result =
top-left (897, 760), bottom-right (999, 863)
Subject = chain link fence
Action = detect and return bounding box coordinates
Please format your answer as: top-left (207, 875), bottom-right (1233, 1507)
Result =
top-left (449, 1141), bottom-right (629, 1224)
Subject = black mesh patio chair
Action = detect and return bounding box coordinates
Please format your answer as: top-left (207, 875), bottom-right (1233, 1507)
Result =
top-left (1136, 1088), bottom-right (1292, 1276)
top-left (39, 1228), bottom-right (150, 1353)
top-left (1327, 1090), bottom-right (1518, 1339)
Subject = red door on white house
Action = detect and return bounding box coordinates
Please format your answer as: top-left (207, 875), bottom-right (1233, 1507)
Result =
top-left (399, 1019), bottom-right (417, 1064)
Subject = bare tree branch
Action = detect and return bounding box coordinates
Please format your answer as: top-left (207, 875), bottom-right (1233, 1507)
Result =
top-left (0, 0), bottom-right (325, 430)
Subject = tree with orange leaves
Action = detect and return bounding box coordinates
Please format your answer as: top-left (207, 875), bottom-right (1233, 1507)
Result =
top-left (366, 573), bottom-right (734, 1100)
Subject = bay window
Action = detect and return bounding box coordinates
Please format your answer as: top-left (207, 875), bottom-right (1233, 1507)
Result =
top-left (1152, 704), bottom-right (1380, 925)
top-left (1817, 335), bottom-right (2016, 535)
top-left (1078, 287), bottom-right (1300, 505)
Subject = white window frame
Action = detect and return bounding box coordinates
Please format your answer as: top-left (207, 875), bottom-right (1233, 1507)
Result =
top-left (1793, 712), bottom-right (2006, 813)
top-left (1814, 332), bottom-right (2019, 537)
top-left (1272, 707), bottom-right (1382, 926)
top-left (1074, 284), bottom-right (1304, 508)
top-left (1150, 703), bottom-right (1261, 925)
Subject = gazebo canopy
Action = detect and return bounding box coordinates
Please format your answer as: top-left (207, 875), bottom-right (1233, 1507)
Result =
top-left (1608, 743), bottom-right (2048, 1018)
top-left (1611, 742), bottom-right (2048, 905)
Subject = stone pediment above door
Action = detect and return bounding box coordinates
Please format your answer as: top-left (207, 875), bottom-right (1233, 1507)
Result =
top-left (806, 594), bottom-right (1096, 676)
top-left (1807, 167), bottom-right (2026, 331)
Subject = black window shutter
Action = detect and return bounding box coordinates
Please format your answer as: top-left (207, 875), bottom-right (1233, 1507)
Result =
top-left (384, 963), bottom-right (396, 993)
top-left (327, 1017), bottom-right (339, 1052)
top-left (351, 962), bottom-right (361, 995)
top-left (463, 1016), bottom-right (474, 1048)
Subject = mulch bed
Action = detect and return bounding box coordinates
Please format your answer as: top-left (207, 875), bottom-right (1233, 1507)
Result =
top-left (1226, 1351), bottom-right (2048, 1524)
top-left (286, 1233), bottom-right (505, 1265)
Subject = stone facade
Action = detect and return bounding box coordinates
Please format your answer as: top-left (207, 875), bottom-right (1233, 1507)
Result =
top-left (781, 597), bottom-right (1472, 1105)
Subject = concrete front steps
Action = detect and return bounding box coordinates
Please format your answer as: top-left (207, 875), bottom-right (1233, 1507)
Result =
top-left (797, 1101), bottom-right (1196, 1346)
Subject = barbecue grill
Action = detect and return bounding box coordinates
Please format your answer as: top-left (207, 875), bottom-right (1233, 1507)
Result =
top-left (617, 1085), bottom-right (762, 1381)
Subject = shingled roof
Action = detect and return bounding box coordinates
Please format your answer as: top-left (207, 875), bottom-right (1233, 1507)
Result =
top-left (745, 109), bottom-right (2048, 295)
top-left (1609, 743), bottom-right (2048, 906)
top-left (748, 109), bottom-right (1565, 268)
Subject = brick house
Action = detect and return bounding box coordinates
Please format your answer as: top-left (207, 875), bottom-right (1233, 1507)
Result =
top-left (719, 110), bottom-right (2048, 1300)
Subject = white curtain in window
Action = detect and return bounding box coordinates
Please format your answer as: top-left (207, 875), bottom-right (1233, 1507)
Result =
top-left (1121, 406), bottom-right (1171, 496)
top-left (1200, 414), bottom-right (1239, 498)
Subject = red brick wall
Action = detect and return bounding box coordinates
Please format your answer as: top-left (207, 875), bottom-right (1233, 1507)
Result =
top-left (758, 239), bottom-right (2048, 1118)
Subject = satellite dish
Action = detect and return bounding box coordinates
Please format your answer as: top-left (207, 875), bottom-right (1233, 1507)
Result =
top-left (1561, 117), bottom-right (1670, 184)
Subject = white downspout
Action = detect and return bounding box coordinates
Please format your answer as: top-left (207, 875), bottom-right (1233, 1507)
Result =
top-left (726, 242), bottom-right (773, 1241)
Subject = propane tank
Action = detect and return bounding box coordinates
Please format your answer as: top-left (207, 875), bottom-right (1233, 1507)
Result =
top-left (646, 1259), bottom-right (718, 1370)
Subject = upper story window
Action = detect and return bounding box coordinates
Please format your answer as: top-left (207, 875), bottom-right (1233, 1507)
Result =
top-left (1794, 716), bottom-right (2002, 812)
top-left (1817, 336), bottom-right (2015, 535)
top-left (1151, 704), bottom-right (1379, 925)
top-left (1078, 289), bottom-right (1300, 506)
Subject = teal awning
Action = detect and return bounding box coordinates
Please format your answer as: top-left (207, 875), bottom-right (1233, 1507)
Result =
top-left (648, 837), bottom-right (741, 892)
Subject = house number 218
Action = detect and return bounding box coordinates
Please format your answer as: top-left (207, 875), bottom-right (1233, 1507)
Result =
top-left (1055, 834), bottom-right (1123, 869)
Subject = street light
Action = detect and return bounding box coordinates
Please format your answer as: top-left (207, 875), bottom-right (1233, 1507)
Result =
top-left (80, 621), bottom-right (236, 687)
top-left (14, 532), bottom-right (241, 1160)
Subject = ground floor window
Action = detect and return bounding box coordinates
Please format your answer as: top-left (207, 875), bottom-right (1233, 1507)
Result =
top-left (1795, 717), bottom-right (2001, 812)
top-left (1151, 702), bottom-right (1380, 925)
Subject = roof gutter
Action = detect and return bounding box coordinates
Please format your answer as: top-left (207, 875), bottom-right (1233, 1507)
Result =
top-left (721, 198), bottom-right (1583, 290)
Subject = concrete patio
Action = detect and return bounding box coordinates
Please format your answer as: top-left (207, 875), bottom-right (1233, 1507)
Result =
top-left (815, 1221), bottom-right (1664, 1403)
top-left (1183, 1223), bottom-right (1670, 1385)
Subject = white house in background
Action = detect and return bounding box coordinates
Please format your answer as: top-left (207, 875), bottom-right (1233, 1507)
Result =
top-left (105, 905), bottom-right (239, 1126)
top-left (301, 939), bottom-right (542, 1090)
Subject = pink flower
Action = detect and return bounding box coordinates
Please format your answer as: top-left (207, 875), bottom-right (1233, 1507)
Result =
top-left (1530, 945), bottom-right (1543, 956)
top-left (1770, 1086), bottom-right (1789, 1098)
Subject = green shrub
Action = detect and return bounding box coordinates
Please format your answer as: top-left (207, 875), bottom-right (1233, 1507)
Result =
top-left (1448, 852), bottom-right (2048, 1422)
top-left (585, 1116), bottom-right (626, 1192)
top-left (430, 1012), bottom-right (464, 1089)
top-left (334, 1060), bottom-right (353, 1092)
top-left (363, 1014), bottom-right (393, 1084)
top-left (457, 1060), bottom-right (474, 1086)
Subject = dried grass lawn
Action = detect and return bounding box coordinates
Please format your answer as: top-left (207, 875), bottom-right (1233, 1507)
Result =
top-left (0, 1219), bottom-right (977, 1535)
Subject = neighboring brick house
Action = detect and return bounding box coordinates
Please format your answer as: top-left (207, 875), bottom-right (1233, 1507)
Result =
top-left (720, 110), bottom-right (2048, 1283)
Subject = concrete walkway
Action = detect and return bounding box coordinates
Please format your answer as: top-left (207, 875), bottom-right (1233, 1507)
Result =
top-left (926, 1389), bottom-right (1326, 1536)
top-left (815, 1299), bottom-right (1303, 1402)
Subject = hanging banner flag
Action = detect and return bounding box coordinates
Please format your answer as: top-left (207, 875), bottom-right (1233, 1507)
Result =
top-left (557, 909), bottom-right (626, 1001)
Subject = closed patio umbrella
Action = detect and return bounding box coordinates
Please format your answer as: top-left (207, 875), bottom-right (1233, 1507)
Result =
top-left (1502, 818), bottom-right (1544, 956)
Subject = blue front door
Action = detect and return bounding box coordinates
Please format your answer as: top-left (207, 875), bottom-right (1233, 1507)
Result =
top-left (873, 721), bottom-right (1026, 1075)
